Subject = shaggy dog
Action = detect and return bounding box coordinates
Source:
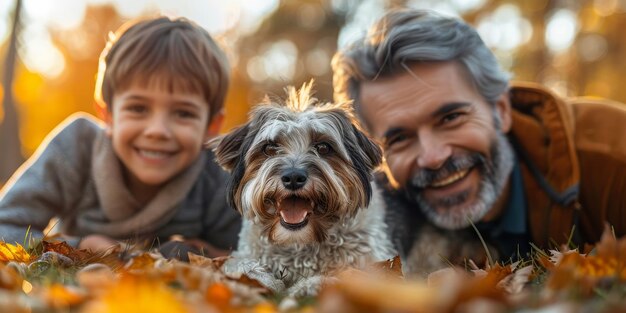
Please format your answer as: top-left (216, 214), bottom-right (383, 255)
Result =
top-left (210, 82), bottom-right (395, 296)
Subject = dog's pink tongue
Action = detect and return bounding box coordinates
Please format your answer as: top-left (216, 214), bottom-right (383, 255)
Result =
top-left (279, 197), bottom-right (311, 224)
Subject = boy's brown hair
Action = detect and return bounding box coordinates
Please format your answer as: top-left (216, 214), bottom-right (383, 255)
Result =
top-left (94, 16), bottom-right (229, 122)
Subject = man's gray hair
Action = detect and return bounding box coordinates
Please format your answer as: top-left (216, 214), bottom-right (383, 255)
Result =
top-left (332, 9), bottom-right (510, 116)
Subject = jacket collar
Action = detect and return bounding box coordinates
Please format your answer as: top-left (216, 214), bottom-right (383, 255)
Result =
top-left (509, 81), bottom-right (580, 198)
top-left (508, 81), bottom-right (580, 246)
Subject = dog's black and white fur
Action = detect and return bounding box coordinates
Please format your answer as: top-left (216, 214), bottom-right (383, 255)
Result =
top-left (211, 82), bottom-right (395, 296)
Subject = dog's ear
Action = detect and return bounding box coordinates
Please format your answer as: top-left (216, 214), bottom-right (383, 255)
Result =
top-left (344, 124), bottom-right (383, 210)
top-left (207, 123), bottom-right (250, 172)
top-left (351, 124), bottom-right (383, 170)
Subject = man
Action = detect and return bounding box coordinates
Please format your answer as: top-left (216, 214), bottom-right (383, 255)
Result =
top-left (332, 9), bottom-right (626, 273)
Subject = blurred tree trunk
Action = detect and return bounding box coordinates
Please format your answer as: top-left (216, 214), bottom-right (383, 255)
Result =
top-left (1, 0), bottom-right (24, 183)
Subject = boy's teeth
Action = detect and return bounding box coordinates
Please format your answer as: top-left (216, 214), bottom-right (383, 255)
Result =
top-left (139, 149), bottom-right (170, 159)
top-left (430, 168), bottom-right (470, 188)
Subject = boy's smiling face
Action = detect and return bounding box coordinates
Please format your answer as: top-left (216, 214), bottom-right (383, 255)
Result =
top-left (105, 80), bottom-right (219, 194)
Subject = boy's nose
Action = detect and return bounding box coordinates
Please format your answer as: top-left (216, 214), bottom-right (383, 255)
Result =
top-left (144, 116), bottom-right (173, 139)
top-left (415, 134), bottom-right (451, 170)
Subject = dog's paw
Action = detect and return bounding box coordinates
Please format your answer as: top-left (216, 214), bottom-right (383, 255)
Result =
top-left (286, 275), bottom-right (335, 297)
top-left (245, 268), bottom-right (286, 293)
top-left (222, 258), bottom-right (286, 293)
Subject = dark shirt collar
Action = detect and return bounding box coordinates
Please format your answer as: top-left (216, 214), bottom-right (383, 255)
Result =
top-left (497, 159), bottom-right (527, 235)
top-left (476, 159), bottom-right (530, 260)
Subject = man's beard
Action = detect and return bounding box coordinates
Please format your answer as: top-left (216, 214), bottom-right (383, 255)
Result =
top-left (404, 131), bottom-right (515, 230)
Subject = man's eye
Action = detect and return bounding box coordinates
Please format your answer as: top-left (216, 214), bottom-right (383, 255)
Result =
top-left (314, 142), bottom-right (333, 155)
top-left (263, 143), bottom-right (279, 156)
top-left (386, 133), bottom-right (408, 147)
top-left (442, 112), bottom-right (463, 124)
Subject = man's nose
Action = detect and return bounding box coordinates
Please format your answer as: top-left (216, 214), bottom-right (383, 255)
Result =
top-left (144, 114), bottom-right (172, 139)
top-left (416, 133), bottom-right (451, 170)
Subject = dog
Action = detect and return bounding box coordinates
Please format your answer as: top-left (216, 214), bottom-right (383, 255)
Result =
top-left (210, 82), bottom-right (396, 296)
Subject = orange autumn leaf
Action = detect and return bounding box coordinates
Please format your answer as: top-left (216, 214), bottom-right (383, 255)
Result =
top-left (42, 240), bottom-right (93, 263)
top-left (123, 252), bottom-right (158, 271)
top-left (0, 242), bottom-right (31, 263)
top-left (319, 268), bottom-right (440, 313)
top-left (369, 255), bottom-right (404, 279)
top-left (211, 256), bottom-right (231, 269)
top-left (188, 253), bottom-right (218, 271)
top-left (552, 228), bottom-right (626, 275)
top-left (450, 263), bottom-right (511, 310)
top-left (252, 301), bottom-right (278, 313)
top-left (226, 273), bottom-right (268, 291)
top-left (43, 241), bottom-right (74, 256)
top-left (81, 274), bottom-right (188, 313)
top-left (543, 226), bottom-right (626, 297)
top-left (205, 282), bottom-right (233, 308)
top-left (0, 263), bottom-right (24, 290)
top-left (42, 284), bottom-right (86, 308)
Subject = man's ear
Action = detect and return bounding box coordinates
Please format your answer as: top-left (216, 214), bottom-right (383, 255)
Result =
top-left (495, 92), bottom-right (512, 133)
top-left (205, 110), bottom-right (225, 140)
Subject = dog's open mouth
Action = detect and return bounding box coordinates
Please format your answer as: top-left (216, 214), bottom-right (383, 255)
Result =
top-left (277, 196), bottom-right (313, 230)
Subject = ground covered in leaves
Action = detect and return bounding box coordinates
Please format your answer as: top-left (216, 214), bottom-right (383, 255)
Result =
top-left (1, 228), bottom-right (625, 313)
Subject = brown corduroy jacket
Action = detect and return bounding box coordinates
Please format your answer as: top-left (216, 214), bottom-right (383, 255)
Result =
top-left (509, 81), bottom-right (626, 248)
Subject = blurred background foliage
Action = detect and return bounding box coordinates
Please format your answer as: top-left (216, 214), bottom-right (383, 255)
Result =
top-left (1, 0), bottom-right (626, 185)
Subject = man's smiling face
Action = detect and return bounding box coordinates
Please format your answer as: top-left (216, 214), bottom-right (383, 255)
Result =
top-left (359, 61), bottom-right (514, 229)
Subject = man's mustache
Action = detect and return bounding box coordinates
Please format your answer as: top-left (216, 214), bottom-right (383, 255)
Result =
top-left (407, 153), bottom-right (487, 190)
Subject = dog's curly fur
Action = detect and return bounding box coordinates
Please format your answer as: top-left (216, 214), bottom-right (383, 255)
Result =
top-left (210, 82), bottom-right (395, 296)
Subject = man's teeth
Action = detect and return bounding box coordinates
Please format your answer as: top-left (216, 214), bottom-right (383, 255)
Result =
top-left (139, 149), bottom-right (170, 159)
top-left (430, 168), bottom-right (470, 188)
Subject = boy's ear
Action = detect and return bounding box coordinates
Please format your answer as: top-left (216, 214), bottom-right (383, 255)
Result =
top-left (204, 110), bottom-right (225, 140)
top-left (97, 104), bottom-right (113, 137)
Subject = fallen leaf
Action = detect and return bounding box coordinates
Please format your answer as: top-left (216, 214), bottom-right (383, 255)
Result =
top-left (123, 252), bottom-right (158, 271)
top-left (81, 274), bottom-right (188, 313)
top-left (41, 283), bottom-right (86, 308)
top-left (0, 242), bottom-right (31, 263)
top-left (205, 282), bottom-right (233, 308)
top-left (368, 255), bottom-right (404, 279)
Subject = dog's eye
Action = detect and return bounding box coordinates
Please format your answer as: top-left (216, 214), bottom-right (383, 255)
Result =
top-left (263, 143), bottom-right (279, 156)
top-left (315, 142), bottom-right (332, 155)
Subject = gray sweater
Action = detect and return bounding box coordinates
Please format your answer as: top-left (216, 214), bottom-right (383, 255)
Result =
top-left (0, 113), bottom-right (241, 249)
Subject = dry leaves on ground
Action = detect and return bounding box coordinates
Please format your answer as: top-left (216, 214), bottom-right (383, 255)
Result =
top-left (0, 227), bottom-right (625, 312)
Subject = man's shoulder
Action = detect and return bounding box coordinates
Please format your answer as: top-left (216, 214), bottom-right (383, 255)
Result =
top-left (509, 82), bottom-right (626, 160)
top-left (569, 97), bottom-right (626, 161)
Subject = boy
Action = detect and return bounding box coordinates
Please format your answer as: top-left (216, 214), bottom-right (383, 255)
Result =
top-left (0, 16), bottom-right (241, 257)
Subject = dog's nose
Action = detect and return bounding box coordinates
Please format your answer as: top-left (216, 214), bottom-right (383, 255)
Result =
top-left (281, 169), bottom-right (308, 190)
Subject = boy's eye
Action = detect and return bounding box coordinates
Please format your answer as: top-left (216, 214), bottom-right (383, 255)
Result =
top-left (125, 104), bottom-right (146, 114)
top-left (176, 110), bottom-right (198, 119)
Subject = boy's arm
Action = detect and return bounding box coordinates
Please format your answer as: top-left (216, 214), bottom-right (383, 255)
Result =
top-left (0, 115), bottom-right (95, 244)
